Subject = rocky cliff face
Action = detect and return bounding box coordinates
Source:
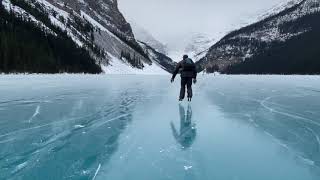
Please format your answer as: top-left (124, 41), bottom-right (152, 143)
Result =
top-left (197, 0), bottom-right (320, 74)
top-left (53, 0), bottom-right (134, 39)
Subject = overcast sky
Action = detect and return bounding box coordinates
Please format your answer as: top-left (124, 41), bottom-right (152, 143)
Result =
top-left (119, 0), bottom-right (290, 50)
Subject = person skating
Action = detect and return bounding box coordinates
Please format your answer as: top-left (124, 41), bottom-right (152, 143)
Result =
top-left (171, 55), bottom-right (198, 101)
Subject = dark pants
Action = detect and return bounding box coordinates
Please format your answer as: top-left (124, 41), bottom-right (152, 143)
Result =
top-left (180, 77), bottom-right (193, 99)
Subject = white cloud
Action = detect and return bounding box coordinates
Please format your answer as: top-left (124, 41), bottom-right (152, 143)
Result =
top-left (119, 0), bottom-right (292, 52)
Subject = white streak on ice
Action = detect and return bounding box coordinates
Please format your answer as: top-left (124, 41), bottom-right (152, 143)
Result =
top-left (29, 105), bottom-right (40, 123)
top-left (0, 112), bottom-right (130, 139)
top-left (91, 114), bottom-right (130, 129)
top-left (92, 163), bottom-right (101, 180)
top-left (304, 127), bottom-right (320, 149)
top-left (0, 138), bottom-right (15, 144)
top-left (11, 161), bottom-right (28, 174)
top-left (74, 125), bottom-right (85, 129)
top-left (260, 97), bottom-right (320, 127)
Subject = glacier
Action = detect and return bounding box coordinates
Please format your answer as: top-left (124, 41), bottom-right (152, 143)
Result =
top-left (0, 75), bottom-right (320, 180)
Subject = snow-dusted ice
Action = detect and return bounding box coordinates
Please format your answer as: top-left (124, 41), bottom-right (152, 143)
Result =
top-left (1, 75), bottom-right (320, 180)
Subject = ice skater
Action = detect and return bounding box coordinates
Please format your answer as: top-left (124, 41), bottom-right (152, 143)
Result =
top-left (171, 55), bottom-right (198, 101)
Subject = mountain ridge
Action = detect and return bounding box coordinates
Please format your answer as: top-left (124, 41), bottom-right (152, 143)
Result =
top-left (130, 22), bottom-right (168, 55)
top-left (0, 0), bottom-right (175, 74)
top-left (197, 0), bottom-right (320, 74)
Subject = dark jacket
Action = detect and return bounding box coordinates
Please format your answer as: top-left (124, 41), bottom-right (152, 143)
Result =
top-left (172, 58), bottom-right (197, 79)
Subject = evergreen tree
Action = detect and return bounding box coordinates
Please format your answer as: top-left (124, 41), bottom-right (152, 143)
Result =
top-left (0, 1), bottom-right (102, 73)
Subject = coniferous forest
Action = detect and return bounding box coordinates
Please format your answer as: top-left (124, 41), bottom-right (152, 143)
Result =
top-left (0, 0), bottom-right (102, 74)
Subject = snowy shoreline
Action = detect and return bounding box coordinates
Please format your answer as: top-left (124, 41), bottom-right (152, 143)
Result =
top-left (1, 73), bottom-right (320, 77)
top-left (0, 73), bottom-right (171, 76)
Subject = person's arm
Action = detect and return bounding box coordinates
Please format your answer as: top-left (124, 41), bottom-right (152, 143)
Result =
top-left (170, 122), bottom-right (179, 140)
top-left (192, 64), bottom-right (197, 83)
top-left (171, 62), bottom-right (181, 82)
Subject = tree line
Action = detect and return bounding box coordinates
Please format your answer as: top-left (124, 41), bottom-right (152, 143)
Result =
top-left (120, 51), bottom-right (144, 69)
top-left (0, 0), bottom-right (102, 73)
top-left (225, 12), bottom-right (320, 74)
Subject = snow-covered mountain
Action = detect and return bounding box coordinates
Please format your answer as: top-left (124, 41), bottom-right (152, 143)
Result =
top-left (197, 0), bottom-right (320, 74)
top-left (1, 0), bottom-right (175, 74)
top-left (184, 33), bottom-right (214, 62)
top-left (167, 33), bottom-right (214, 63)
top-left (256, 0), bottom-right (303, 21)
top-left (101, 41), bottom-right (176, 74)
top-left (138, 41), bottom-right (177, 73)
top-left (130, 22), bottom-right (168, 55)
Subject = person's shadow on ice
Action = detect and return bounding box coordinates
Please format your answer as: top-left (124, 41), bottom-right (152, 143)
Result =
top-left (170, 104), bottom-right (197, 149)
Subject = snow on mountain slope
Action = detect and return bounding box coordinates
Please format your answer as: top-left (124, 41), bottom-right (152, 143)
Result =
top-left (102, 53), bottom-right (167, 75)
top-left (40, 0), bottom-right (150, 61)
top-left (2, 0), bottom-right (54, 35)
top-left (130, 22), bottom-right (168, 55)
top-left (184, 33), bottom-right (215, 61)
top-left (1, 0), bottom-right (175, 74)
top-left (49, 0), bottom-right (134, 39)
top-left (138, 41), bottom-right (176, 73)
top-left (257, 0), bottom-right (303, 21)
top-left (167, 33), bottom-right (214, 63)
top-left (198, 0), bottom-right (320, 73)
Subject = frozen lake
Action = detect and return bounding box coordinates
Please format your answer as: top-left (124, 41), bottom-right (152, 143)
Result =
top-left (1, 75), bottom-right (320, 180)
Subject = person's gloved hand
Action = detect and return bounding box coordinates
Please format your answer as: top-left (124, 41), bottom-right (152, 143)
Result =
top-left (193, 79), bottom-right (197, 84)
top-left (171, 78), bottom-right (174, 83)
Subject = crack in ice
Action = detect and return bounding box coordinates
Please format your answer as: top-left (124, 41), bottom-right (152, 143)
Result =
top-left (29, 105), bottom-right (40, 123)
top-left (92, 163), bottom-right (101, 180)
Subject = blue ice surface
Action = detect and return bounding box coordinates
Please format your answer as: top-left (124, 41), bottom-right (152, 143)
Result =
top-left (0, 74), bottom-right (320, 180)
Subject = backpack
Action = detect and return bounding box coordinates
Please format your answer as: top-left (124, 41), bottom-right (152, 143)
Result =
top-left (182, 58), bottom-right (195, 71)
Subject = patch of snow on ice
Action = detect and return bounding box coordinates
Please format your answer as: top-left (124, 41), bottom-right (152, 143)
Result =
top-left (74, 125), bottom-right (85, 128)
top-left (184, 166), bottom-right (193, 170)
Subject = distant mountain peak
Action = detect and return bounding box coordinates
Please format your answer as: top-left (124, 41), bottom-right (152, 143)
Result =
top-left (130, 22), bottom-right (168, 55)
top-left (184, 33), bottom-right (215, 61)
